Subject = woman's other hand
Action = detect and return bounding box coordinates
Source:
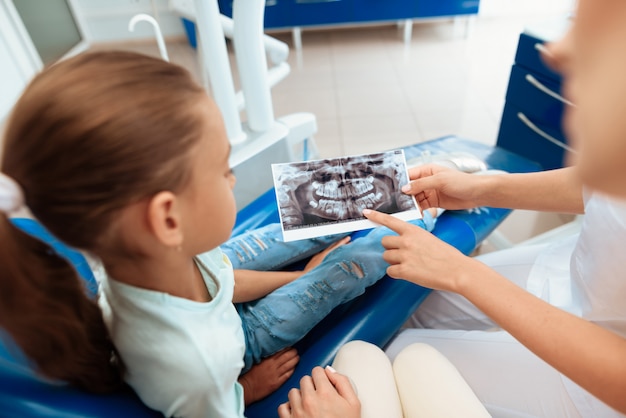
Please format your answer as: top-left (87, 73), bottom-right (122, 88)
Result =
top-left (404, 164), bottom-right (489, 211)
top-left (277, 366), bottom-right (360, 418)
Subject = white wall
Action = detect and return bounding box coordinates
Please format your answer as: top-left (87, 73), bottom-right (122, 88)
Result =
top-left (479, 0), bottom-right (576, 17)
top-left (74, 0), bottom-right (185, 43)
top-left (0, 1), bottom-right (40, 122)
top-left (0, 35), bottom-right (28, 120)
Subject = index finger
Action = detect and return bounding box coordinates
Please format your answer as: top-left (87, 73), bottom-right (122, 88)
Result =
top-left (407, 163), bottom-right (451, 180)
top-left (310, 366), bottom-right (335, 392)
top-left (362, 209), bottom-right (411, 233)
top-left (324, 367), bottom-right (359, 404)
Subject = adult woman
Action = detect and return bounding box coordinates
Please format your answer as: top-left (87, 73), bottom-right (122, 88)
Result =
top-left (280, 0), bottom-right (626, 416)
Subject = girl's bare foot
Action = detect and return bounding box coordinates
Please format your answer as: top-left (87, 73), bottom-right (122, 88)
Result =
top-left (239, 347), bottom-right (300, 404)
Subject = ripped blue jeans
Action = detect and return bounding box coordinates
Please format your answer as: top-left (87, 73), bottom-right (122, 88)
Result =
top-left (220, 212), bottom-right (437, 372)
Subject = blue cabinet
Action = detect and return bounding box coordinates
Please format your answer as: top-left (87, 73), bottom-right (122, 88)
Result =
top-left (496, 32), bottom-right (571, 170)
top-left (215, 0), bottom-right (480, 29)
top-left (352, 1), bottom-right (418, 22)
top-left (506, 65), bottom-right (565, 128)
top-left (217, 0), bottom-right (292, 28)
top-left (264, 0), bottom-right (292, 28)
top-left (182, 1), bottom-right (481, 52)
top-left (416, 0), bottom-right (479, 18)
top-left (290, 0), bottom-right (353, 26)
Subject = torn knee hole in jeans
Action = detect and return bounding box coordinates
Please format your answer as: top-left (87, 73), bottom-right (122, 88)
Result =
top-left (232, 234), bottom-right (272, 262)
top-left (251, 235), bottom-right (269, 250)
top-left (290, 280), bottom-right (334, 311)
top-left (246, 305), bottom-right (284, 331)
top-left (338, 261), bottom-right (365, 279)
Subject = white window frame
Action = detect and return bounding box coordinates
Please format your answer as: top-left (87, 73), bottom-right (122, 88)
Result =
top-left (0, 0), bottom-right (89, 122)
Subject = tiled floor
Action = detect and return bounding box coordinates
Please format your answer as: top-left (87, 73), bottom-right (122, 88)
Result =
top-left (90, 3), bottom-right (575, 244)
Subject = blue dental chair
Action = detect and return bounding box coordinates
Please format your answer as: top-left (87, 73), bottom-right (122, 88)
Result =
top-left (0, 136), bottom-right (540, 418)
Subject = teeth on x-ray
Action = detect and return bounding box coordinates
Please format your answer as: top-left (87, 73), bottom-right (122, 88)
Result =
top-left (355, 192), bottom-right (380, 209)
top-left (312, 178), bottom-right (377, 200)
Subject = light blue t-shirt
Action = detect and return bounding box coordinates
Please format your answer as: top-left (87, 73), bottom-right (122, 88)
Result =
top-left (99, 248), bottom-right (246, 418)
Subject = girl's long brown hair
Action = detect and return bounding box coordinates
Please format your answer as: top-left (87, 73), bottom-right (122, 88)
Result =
top-left (0, 51), bottom-right (207, 393)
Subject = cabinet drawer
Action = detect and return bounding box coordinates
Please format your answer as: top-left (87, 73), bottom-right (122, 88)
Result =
top-left (497, 102), bottom-right (570, 170)
top-left (352, 0), bottom-right (417, 22)
top-left (515, 33), bottom-right (562, 83)
top-left (416, 0), bottom-right (480, 18)
top-left (264, 0), bottom-right (292, 28)
top-left (505, 64), bottom-right (569, 129)
top-left (290, 0), bottom-right (353, 26)
top-left (217, 0), bottom-right (291, 28)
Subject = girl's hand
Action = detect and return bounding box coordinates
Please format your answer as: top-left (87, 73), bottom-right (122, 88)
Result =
top-left (277, 366), bottom-right (360, 418)
top-left (302, 236), bottom-right (351, 273)
top-left (362, 209), bottom-right (475, 293)
top-left (404, 164), bottom-right (487, 211)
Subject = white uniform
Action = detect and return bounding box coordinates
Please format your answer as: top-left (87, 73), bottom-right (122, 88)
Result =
top-left (387, 192), bottom-right (626, 417)
top-left (99, 248), bottom-right (246, 418)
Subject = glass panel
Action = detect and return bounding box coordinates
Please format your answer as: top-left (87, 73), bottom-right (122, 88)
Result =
top-left (12, 0), bottom-right (83, 65)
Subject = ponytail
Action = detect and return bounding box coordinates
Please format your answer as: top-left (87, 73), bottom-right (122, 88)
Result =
top-left (0, 216), bottom-right (124, 393)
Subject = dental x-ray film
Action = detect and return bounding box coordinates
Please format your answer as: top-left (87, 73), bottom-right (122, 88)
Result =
top-left (272, 149), bottom-right (422, 241)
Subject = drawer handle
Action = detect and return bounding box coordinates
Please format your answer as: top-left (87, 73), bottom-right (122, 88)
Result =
top-left (525, 74), bottom-right (574, 106)
top-left (517, 112), bottom-right (576, 153)
top-left (534, 42), bottom-right (553, 58)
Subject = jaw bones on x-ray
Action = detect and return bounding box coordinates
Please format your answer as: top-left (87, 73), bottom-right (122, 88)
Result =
top-left (272, 150), bottom-right (420, 241)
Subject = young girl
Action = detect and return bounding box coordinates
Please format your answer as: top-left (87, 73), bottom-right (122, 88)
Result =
top-left (0, 51), bottom-right (437, 417)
